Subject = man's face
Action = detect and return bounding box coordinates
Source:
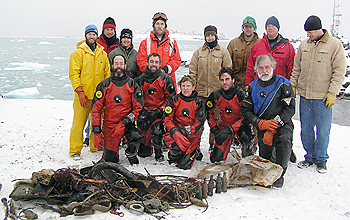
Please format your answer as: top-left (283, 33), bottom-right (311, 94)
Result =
top-left (180, 81), bottom-right (195, 97)
top-left (266, 24), bottom-right (279, 39)
top-left (112, 56), bottom-right (126, 76)
top-left (147, 56), bottom-right (160, 73)
top-left (205, 34), bottom-right (216, 43)
top-left (220, 72), bottom-right (235, 91)
top-left (307, 29), bottom-right (322, 41)
top-left (85, 32), bottom-right (98, 46)
top-left (243, 24), bottom-right (254, 37)
top-left (103, 28), bottom-right (115, 38)
top-left (121, 37), bottom-right (131, 48)
top-left (257, 58), bottom-right (274, 81)
top-left (154, 20), bottom-right (166, 37)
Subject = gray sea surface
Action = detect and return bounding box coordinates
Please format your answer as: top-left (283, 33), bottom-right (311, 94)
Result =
top-left (0, 36), bottom-right (348, 126)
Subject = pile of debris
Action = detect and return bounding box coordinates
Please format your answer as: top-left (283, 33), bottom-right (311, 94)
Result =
top-left (4, 153), bottom-right (282, 218)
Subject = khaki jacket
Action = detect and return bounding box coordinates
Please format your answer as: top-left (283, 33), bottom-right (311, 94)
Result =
top-left (189, 43), bottom-right (232, 98)
top-left (227, 32), bottom-right (260, 88)
top-left (69, 40), bottom-right (110, 100)
top-left (290, 30), bottom-right (346, 99)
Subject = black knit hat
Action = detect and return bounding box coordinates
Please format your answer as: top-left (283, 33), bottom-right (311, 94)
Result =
top-left (204, 25), bottom-right (218, 38)
top-left (304, 15), bottom-right (322, 31)
top-left (120, 28), bottom-right (133, 40)
top-left (103, 17), bottom-right (116, 30)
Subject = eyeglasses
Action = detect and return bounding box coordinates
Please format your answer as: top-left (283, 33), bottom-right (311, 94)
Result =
top-left (113, 62), bottom-right (125, 66)
top-left (153, 12), bottom-right (167, 21)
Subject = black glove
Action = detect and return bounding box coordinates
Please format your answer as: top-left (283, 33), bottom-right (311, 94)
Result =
top-left (214, 125), bottom-right (233, 146)
top-left (155, 108), bottom-right (163, 118)
top-left (137, 109), bottom-right (162, 131)
top-left (161, 66), bottom-right (169, 74)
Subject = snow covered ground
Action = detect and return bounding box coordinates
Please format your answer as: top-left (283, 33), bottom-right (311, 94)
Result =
top-left (1, 98), bottom-right (350, 219)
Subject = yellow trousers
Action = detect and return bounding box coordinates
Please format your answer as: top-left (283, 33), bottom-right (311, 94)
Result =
top-left (69, 100), bottom-right (97, 156)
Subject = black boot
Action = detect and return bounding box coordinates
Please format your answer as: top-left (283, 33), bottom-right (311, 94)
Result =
top-left (154, 148), bottom-right (165, 162)
top-left (196, 147), bottom-right (203, 161)
top-left (290, 150), bottom-right (297, 163)
top-left (127, 156), bottom-right (139, 166)
top-left (83, 138), bottom-right (89, 147)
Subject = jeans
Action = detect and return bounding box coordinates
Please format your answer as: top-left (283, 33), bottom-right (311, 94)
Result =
top-left (299, 96), bottom-right (332, 163)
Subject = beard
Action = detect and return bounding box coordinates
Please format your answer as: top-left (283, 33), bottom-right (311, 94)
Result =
top-left (258, 70), bottom-right (274, 81)
top-left (112, 67), bottom-right (126, 78)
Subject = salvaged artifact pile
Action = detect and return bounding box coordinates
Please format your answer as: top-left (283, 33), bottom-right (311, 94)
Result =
top-left (5, 153), bottom-right (282, 218)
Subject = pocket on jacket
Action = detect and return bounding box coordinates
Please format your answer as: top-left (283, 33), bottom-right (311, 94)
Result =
top-left (316, 49), bottom-right (330, 64)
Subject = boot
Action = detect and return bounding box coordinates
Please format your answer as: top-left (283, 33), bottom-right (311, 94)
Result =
top-left (290, 150), bottom-right (297, 163)
top-left (195, 147), bottom-right (203, 161)
top-left (127, 156), bottom-right (139, 166)
top-left (83, 138), bottom-right (89, 147)
top-left (154, 148), bottom-right (165, 162)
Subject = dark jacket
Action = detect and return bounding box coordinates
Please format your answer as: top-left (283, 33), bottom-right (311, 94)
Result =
top-left (109, 45), bottom-right (142, 79)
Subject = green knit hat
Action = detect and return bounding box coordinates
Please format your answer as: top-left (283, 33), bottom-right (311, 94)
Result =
top-left (242, 16), bottom-right (257, 30)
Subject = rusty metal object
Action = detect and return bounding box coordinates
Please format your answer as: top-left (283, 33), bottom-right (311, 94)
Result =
top-left (201, 178), bottom-right (208, 199)
top-left (208, 175), bottom-right (214, 196)
top-left (21, 209), bottom-right (38, 219)
top-left (221, 172), bottom-right (227, 192)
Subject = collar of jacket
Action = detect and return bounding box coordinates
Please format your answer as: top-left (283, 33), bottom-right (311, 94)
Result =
top-left (150, 29), bottom-right (170, 43)
top-left (143, 67), bottom-right (162, 79)
top-left (238, 32), bottom-right (258, 42)
top-left (258, 74), bottom-right (276, 87)
top-left (307, 29), bottom-right (329, 44)
top-left (201, 42), bottom-right (220, 50)
top-left (111, 72), bottom-right (128, 81)
top-left (77, 40), bottom-right (103, 55)
top-left (263, 33), bottom-right (288, 49)
top-left (179, 90), bottom-right (198, 101)
top-left (220, 86), bottom-right (240, 100)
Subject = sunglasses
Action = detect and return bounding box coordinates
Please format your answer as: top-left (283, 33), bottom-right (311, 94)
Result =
top-left (153, 12), bottom-right (167, 21)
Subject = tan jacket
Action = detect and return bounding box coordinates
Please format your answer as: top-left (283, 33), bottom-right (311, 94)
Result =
top-left (290, 30), bottom-right (346, 99)
top-left (189, 43), bottom-right (232, 98)
top-left (227, 32), bottom-right (260, 88)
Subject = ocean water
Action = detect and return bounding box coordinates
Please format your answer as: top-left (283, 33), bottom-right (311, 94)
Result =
top-left (0, 36), bottom-right (227, 100)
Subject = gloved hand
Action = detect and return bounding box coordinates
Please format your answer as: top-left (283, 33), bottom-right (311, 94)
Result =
top-left (258, 119), bottom-right (278, 132)
top-left (323, 92), bottom-right (336, 108)
top-left (93, 133), bottom-right (103, 150)
top-left (75, 87), bottom-right (89, 108)
top-left (155, 108), bottom-right (163, 119)
top-left (263, 130), bottom-right (276, 146)
top-left (210, 126), bottom-right (220, 136)
top-left (173, 131), bottom-right (190, 152)
top-left (161, 66), bottom-right (169, 74)
top-left (214, 126), bottom-right (233, 146)
top-left (292, 85), bottom-right (297, 98)
top-left (111, 122), bottom-right (126, 140)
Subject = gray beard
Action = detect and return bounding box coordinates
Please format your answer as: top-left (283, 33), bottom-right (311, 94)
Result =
top-left (259, 70), bottom-right (274, 81)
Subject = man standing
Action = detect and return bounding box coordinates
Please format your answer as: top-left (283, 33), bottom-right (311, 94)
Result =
top-left (241, 54), bottom-right (295, 188)
top-left (97, 17), bottom-right (119, 55)
top-left (135, 53), bottom-right (176, 162)
top-left (189, 25), bottom-right (232, 152)
top-left (290, 15), bottom-right (346, 173)
top-left (206, 67), bottom-right (254, 163)
top-left (227, 16), bottom-right (260, 89)
top-left (164, 76), bottom-right (205, 170)
top-left (137, 12), bottom-right (181, 89)
top-left (245, 16), bottom-right (295, 86)
top-left (69, 24), bottom-right (110, 160)
top-left (92, 54), bottom-right (144, 165)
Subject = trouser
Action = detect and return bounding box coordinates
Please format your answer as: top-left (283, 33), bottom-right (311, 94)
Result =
top-left (138, 120), bottom-right (164, 157)
top-left (198, 96), bottom-right (220, 145)
top-left (258, 123), bottom-right (293, 169)
top-left (168, 139), bottom-right (199, 170)
top-left (299, 97), bottom-right (332, 163)
top-left (210, 134), bottom-right (234, 163)
top-left (103, 124), bottom-right (143, 163)
top-left (69, 100), bottom-right (96, 156)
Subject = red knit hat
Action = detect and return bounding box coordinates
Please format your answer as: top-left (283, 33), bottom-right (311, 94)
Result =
top-left (102, 17), bottom-right (116, 30)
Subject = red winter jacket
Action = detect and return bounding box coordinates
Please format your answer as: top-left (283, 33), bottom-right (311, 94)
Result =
top-left (97, 34), bottom-right (119, 55)
top-left (137, 30), bottom-right (181, 88)
top-left (245, 34), bottom-right (295, 85)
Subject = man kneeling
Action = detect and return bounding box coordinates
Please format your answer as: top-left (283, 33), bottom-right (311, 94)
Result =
top-left (164, 76), bottom-right (205, 170)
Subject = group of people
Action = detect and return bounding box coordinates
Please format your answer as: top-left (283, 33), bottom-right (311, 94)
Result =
top-left (68, 12), bottom-right (346, 188)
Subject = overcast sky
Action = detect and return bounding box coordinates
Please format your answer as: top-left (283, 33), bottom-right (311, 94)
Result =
top-left (1, 0), bottom-right (349, 39)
